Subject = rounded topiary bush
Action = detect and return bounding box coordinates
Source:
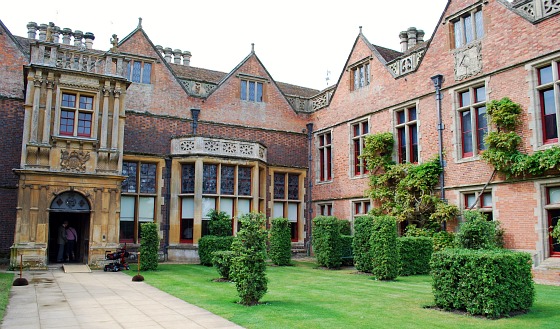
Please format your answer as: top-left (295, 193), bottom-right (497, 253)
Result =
top-left (269, 217), bottom-right (292, 266)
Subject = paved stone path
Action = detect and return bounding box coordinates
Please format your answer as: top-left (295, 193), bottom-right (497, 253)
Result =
top-left (1, 269), bottom-right (244, 329)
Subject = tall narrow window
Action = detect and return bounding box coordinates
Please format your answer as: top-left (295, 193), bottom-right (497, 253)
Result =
top-left (120, 161), bottom-right (157, 243)
top-left (60, 92), bottom-right (94, 138)
top-left (458, 85), bottom-right (487, 158)
top-left (452, 7), bottom-right (484, 48)
top-left (395, 106), bottom-right (419, 163)
top-left (240, 79), bottom-right (264, 102)
top-left (273, 172), bottom-right (303, 241)
top-left (318, 132), bottom-right (332, 182)
top-left (351, 120), bottom-right (369, 176)
top-left (537, 62), bottom-right (559, 144)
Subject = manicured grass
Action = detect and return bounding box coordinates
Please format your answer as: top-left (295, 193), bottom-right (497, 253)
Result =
top-left (126, 261), bottom-right (560, 329)
top-left (0, 272), bottom-right (14, 321)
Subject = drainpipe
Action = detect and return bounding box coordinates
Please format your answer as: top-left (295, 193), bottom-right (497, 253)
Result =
top-left (191, 108), bottom-right (201, 134)
top-left (431, 74), bottom-right (446, 231)
top-left (164, 157), bottom-right (172, 261)
top-left (306, 123), bottom-right (314, 256)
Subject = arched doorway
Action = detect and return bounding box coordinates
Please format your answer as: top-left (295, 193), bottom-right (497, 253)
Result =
top-left (48, 191), bottom-right (91, 264)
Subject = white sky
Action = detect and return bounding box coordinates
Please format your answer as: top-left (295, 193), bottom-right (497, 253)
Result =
top-left (3, 0), bottom-right (449, 90)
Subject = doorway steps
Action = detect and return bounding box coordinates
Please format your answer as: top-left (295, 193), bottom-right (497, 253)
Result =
top-left (532, 258), bottom-right (560, 286)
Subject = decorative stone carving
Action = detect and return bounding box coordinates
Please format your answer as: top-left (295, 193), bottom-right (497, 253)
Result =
top-left (454, 42), bottom-right (483, 81)
top-left (171, 137), bottom-right (267, 162)
top-left (179, 140), bottom-right (195, 151)
top-left (60, 150), bottom-right (90, 172)
top-left (223, 142), bottom-right (237, 154)
top-left (180, 80), bottom-right (217, 97)
top-left (505, 0), bottom-right (560, 22)
top-left (204, 140), bottom-right (220, 153)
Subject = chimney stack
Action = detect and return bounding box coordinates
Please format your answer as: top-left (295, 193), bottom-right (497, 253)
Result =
top-left (163, 47), bottom-right (172, 63)
top-left (27, 22), bottom-right (38, 39)
top-left (73, 30), bottom-right (83, 47)
top-left (61, 28), bottom-right (72, 44)
top-left (183, 51), bottom-right (191, 66)
top-left (173, 49), bottom-right (182, 64)
top-left (407, 27), bottom-right (417, 48)
top-left (417, 29), bottom-right (425, 43)
top-left (38, 24), bottom-right (47, 41)
top-left (84, 32), bottom-right (95, 49)
top-left (399, 31), bottom-right (408, 52)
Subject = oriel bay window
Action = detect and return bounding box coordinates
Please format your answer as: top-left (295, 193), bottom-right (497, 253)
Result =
top-left (395, 106), bottom-right (418, 163)
top-left (180, 162), bottom-right (255, 242)
top-left (120, 161), bottom-right (157, 243)
top-left (59, 92), bottom-right (94, 137)
top-left (458, 85), bottom-right (487, 158)
top-left (273, 172), bottom-right (303, 241)
top-left (537, 61), bottom-right (560, 144)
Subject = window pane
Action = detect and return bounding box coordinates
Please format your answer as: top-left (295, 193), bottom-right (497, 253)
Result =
top-left (274, 173), bottom-right (285, 199)
top-left (539, 65), bottom-right (553, 85)
top-left (138, 197), bottom-right (154, 222)
top-left (475, 10), bottom-right (484, 39)
top-left (256, 82), bottom-right (263, 102)
top-left (241, 80), bottom-right (247, 100)
top-left (354, 69), bottom-right (359, 90)
top-left (122, 162), bottom-right (138, 192)
top-left (287, 203), bottom-right (298, 222)
top-left (288, 174), bottom-right (299, 200)
top-left (140, 163), bottom-right (157, 194)
top-left (238, 167), bottom-right (252, 196)
top-left (397, 111), bottom-right (405, 124)
top-left (181, 163), bottom-right (195, 193)
top-left (203, 164), bottom-right (218, 194)
top-left (62, 93), bottom-right (76, 108)
top-left (366, 64), bottom-right (370, 85)
top-left (249, 81), bottom-right (255, 101)
top-left (460, 91), bottom-right (470, 107)
top-left (398, 127), bottom-right (406, 163)
top-left (181, 218), bottom-right (193, 240)
top-left (454, 20), bottom-right (463, 48)
top-left (549, 187), bottom-right (560, 204)
top-left (220, 198), bottom-right (234, 218)
top-left (408, 107), bottom-right (417, 121)
top-left (202, 197), bottom-right (216, 219)
top-left (181, 197), bottom-right (194, 218)
top-left (359, 66), bottom-right (365, 88)
top-left (462, 111), bottom-right (473, 155)
top-left (482, 193), bottom-right (492, 208)
top-left (120, 196), bottom-right (135, 221)
top-left (274, 202), bottom-right (284, 218)
top-left (542, 89), bottom-right (558, 141)
top-left (238, 199), bottom-right (251, 217)
top-left (464, 15), bottom-right (473, 44)
top-left (465, 194), bottom-right (476, 208)
top-left (477, 106), bottom-right (488, 151)
top-left (142, 63), bottom-right (152, 84)
top-left (132, 61), bottom-right (141, 82)
top-left (475, 86), bottom-right (486, 102)
top-left (362, 122), bottom-right (369, 134)
top-left (220, 165), bottom-right (235, 195)
top-left (411, 124), bottom-right (418, 163)
top-left (77, 112), bottom-right (92, 136)
top-left (60, 110), bottom-right (75, 135)
top-left (353, 124), bottom-right (360, 137)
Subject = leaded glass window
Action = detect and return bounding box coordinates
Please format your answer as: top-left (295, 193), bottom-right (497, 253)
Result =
top-left (203, 164), bottom-right (218, 194)
top-left (181, 163), bottom-right (195, 194)
top-left (220, 165), bottom-right (235, 195)
top-left (238, 167), bottom-right (252, 196)
top-left (274, 173), bottom-right (285, 199)
top-left (288, 174), bottom-right (299, 200)
top-left (122, 162), bottom-right (138, 193)
top-left (140, 163), bottom-right (157, 193)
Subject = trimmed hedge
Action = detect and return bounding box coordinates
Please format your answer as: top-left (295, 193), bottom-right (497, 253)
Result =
top-left (431, 248), bottom-right (535, 318)
top-left (312, 216), bottom-right (342, 269)
top-left (212, 250), bottom-right (234, 280)
top-left (198, 236), bottom-right (234, 266)
top-left (397, 237), bottom-right (432, 276)
top-left (231, 212), bottom-right (268, 306)
top-left (456, 210), bottom-right (502, 250)
top-left (207, 209), bottom-right (233, 237)
top-left (432, 231), bottom-right (455, 252)
top-left (139, 222), bottom-right (160, 271)
top-left (269, 217), bottom-right (292, 266)
top-left (340, 235), bottom-right (353, 266)
top-left (370, 215), bottom-right (398, 280)
top-left (352, 215), bottom-right (374, 273)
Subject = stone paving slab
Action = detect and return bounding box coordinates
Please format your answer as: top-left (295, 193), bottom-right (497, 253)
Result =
top-left (1, 269), bottom-right (244, 329)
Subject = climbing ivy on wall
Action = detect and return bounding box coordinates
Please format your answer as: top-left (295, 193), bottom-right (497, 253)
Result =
top-left (361, 133), bottom-right (458, 232)
top-left (482, 97), bottom-right (560, 177)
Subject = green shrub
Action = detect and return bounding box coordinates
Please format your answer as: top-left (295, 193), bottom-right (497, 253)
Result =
top-left (207, 209), bottom-right (233, 237)
top-left (404, 224), bottom-right (432, 237)
top-left (456, 211), bottom-right (502, 250)
top-left (397, 237), bottom-right (432, 276)
top-left (432, 231), bottom-right (455, 252)
top-left (338, 220), bottom-right (352, 235)
top-left (340, 235), bottom-right (353, 266)
top-left (352, 216), bottom-right (374, 273)
top-left (198, 236), bottom-right (234, 266)
top-left (269, 217), bottom-right (292, 266)
top-left (231, 212), bottom-right (268, 306)
top-left (312, 216), bottom-right (342, 269)
top-left (431, 248), bottom-right (534, 318)
top-left (139, 222), bottom-right (160, 271)
top-left (212, 250), bottom-right (234, 280)
top-left (370, 215), bottom-right (399, 280)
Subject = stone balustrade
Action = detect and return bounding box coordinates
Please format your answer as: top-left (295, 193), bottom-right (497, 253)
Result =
top-left (171, 137), bottom-right (267, 162)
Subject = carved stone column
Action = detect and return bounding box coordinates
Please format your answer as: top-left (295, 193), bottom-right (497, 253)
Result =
top-left (111, 87), bottom-right (121, 150)
top-left (31, 75), bottom-right (43, 143)
top-left (100, 83), bottom-right (110, 149)
top-left (42, 78), bottom-right (54, 144)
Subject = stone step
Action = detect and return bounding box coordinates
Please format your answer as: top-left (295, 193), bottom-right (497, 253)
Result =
top-left (532, 267), bottom-right (560, 286)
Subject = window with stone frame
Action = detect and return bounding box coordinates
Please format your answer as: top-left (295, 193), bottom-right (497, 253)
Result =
top-left (273, 172), bottom-right (302, 241)
top-left (352, 199), bottom-right (371, 232)
top-left (395, 106), bottom-right (419, 164)
top-left (59, 92), bottom-right (94, 138)
top-left (349, 61), bottom-right (371, 91)
top-left (126, 60), bottom-right (152, 84)
top-left (536, 60), bottom-right (560, 144)
top-left (120, 161), bottom-right (157, 243)
top-left (240, 79), bottom-right (264, 102)
top-left (545, 186), bottom-right (560, 256)
top-left (451, 6), bottom-right (484, 49)
top-left (463, 191), bottom-right (493, 221)
top-left (318, 202), bottom-right (333, 216)
top-left (457, 85), bottom-right (488, 158)
top-left (179, 162), bottom-right (254, 242)
top-left (317, 131), bottom-right (333, 182)
top-left (351, 120), bottom-right (369, 176)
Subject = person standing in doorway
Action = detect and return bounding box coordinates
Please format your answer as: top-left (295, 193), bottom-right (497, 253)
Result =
top-left (66, 224), bottom-right (78, 262)
top-left (57, 221), bottom-right (68, 262)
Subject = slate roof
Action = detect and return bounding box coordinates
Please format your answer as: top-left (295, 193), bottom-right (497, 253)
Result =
top-left (371, 44), bottom-right (403, 62)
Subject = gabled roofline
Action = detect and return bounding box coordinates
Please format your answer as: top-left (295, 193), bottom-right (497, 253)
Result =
top-left (0, 19), bottom-right (28, 56)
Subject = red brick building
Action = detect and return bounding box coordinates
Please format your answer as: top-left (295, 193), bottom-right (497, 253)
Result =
top-left (0, 0), bottom-right (559, 273)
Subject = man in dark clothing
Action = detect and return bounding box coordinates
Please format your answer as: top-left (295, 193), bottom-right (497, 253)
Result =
top-left (57, 221), bottom-right (68, 262)
top-left (66, 224), bottom-right (78, 261)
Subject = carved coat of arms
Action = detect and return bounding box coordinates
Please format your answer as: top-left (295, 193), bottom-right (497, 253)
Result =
top-left (60, 150), bottom-right (90, 172)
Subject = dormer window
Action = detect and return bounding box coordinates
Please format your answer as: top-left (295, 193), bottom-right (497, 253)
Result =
top-left (452, 7), bottom-right (484, 48)
top-left (351, 63), bottom-right (370, 91)
top-left (240, 79), bottom-right (263, 102)
top-left (126, 60), bottom-right (152, 84)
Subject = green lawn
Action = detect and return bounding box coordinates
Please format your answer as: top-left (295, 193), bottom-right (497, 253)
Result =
top-left (0, 272), bottom-right (14, 321)
top-left (126, 261), bottom-right (560, 329)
